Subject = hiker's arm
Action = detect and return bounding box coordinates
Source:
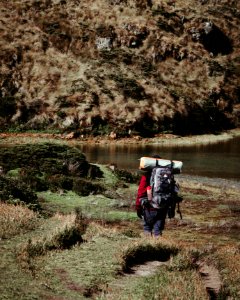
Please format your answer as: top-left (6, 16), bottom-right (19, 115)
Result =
top-left (173, 181), bottom-right (183, 202)
top-left (135, 175), bottom-right (149, 218)
top-left (136, 175), bottom-right (148, 209)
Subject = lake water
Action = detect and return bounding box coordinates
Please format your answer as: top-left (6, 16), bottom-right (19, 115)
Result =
top-left (78, 136), bottom-right (240, 181)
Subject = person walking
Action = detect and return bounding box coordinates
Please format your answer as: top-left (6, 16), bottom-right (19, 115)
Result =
top-left (135, 155), bottom-right (180, 237)
top-left (136, 155), bottom-right (166, 237)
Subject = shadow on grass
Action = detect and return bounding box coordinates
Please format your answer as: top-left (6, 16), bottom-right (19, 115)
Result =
top-left (121, 242), bottom-right (179, 273)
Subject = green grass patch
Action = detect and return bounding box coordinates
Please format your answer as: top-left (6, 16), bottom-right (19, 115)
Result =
top-left (0, 141), bottom-right (240, 300)
top-left (39, 191), bottom-right (137, 222)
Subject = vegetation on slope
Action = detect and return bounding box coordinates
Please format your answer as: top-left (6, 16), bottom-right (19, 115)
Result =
top-left (0, 0), bottom-right (240, 136)
top-left (0, 141), bottom-right (239, 299)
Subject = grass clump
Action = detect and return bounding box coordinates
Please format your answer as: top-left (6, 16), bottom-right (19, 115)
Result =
top-left (135, 266), bottom-right (208, 300)
top-left (0, 202), bottom-right (40, 239)
top-left (17, 208), bottom-right (87, 271)
top-left (213, 246), bottom-right (240, 299)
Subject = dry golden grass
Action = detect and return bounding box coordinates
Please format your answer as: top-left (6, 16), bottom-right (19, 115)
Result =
top-left (0, 203), bottom-right (39, 239)
top-left (215, 245), bottom-right (240, 296)
top-left (0, 0), bottom-right (239, 134)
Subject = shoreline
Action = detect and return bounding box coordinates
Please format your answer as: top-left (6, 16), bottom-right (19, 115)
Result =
top-left (0, 128), bottom-right (240, 146)
top-left (1, 130), bottom-right (240, 187)
top-left (178, 174), bottom-right (240, 191)
top-left (83, 128), bottom-right (240, 146)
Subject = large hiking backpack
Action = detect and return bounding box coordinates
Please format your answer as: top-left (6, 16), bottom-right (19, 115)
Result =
top-left (150, 164), bottom-right (175, 209)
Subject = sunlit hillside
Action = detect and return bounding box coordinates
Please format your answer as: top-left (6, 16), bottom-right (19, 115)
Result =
top-left (0, 0), bottom-right (239, 136)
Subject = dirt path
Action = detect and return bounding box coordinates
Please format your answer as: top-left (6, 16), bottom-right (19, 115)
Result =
top-left (128, 259), bottom-right (222, 299)
top-left (101, 257), bottom-right (222, 300)
top-left (126, 260), bottom-right (169, 277)
top-left (198, 261), bottom-right (222, 300)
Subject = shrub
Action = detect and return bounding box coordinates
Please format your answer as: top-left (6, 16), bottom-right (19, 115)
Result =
top-left (87, 164), bottom-right (103, 179)
top-left (0, 175), bottom-right (40, 211)
top-left (18, 167), bottom-right (48, 191)
top-left (0, 143), bottom-right (89, 177)
top-left (114, 168), bottom-right (139, 184)
top-left (0, 96), bottom-right (17, 118)
top-left (47, 174), bottom-right (73, 191)
top-left (111, 74), bottom-right (146, 101)
top-left (73, 178), bottom-right (105, 196)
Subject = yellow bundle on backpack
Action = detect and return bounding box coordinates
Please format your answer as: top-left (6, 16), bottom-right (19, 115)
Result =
top-left (139, 157), bottom-right (183, 173)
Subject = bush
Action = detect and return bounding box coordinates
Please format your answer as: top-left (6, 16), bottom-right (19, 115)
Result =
top-left (112, 74), bottom-right (146, 101)
top-left (114, 168), bottom-right (139, 184)
top-left (87, 164), bottom-right (103, 179)
top-left (18, 167), bottom-right (48, 191)
top-left (47, 174), bottom-right (73, 191)
top-left (0, 176), bottom-right (40, 211)
top-left (73, 179), bottom-right (105, 196)
top-left (0, 143), bottom-right (89, 177)
top-left (0, 96), bottom-right (17, 118)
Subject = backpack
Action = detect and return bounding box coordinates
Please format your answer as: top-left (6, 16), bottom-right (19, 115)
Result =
top-left (150, 163), bottom-right (175, 209)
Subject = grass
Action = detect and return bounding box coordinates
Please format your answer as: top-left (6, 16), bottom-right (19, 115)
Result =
top-left (1, 0), bottom-right (240, 136)
top-left (0, 142), bottom-right (240, 299)
top-left (39, 190), bottom-right (137, 222)
top-left (104, 268), bottom-right (208, 300)
top-left (0, 202), bottom-right (40, 239)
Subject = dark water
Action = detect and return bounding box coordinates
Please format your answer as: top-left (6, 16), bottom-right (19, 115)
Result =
top-left (78, 136), bottom-right (240, 181)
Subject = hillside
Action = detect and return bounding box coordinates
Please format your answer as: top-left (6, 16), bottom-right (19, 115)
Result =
top-left (0, 0), bottom-right (240, 137)
top-left (0, 140), bottom-right (240, 299)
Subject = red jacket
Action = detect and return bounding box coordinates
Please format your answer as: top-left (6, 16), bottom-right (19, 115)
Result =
top-left (136, 173), bottom-right (150, 210)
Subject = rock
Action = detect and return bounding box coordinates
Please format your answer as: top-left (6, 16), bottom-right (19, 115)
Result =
top-left (110, 131), bottom-right (117, 139)
top-left (65, 132), bottom-right (74, 139)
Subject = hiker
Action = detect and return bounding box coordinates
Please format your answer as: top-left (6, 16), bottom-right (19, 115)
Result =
top-left (136, 155), bottom-right (181, 237)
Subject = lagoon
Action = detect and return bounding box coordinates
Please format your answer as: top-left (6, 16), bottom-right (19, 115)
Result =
top-left (78, 136), bottom-right (240, 181)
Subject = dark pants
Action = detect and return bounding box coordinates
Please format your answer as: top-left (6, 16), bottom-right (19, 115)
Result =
top-left (143, 208), bottom-right (168, 236)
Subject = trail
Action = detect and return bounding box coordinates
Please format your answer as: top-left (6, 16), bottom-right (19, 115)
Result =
top-left (102, 257), bottom-right (222, 300)
top-left (198, 261), bottom-right (222, 300)
top-left (100, 259), bottom-right (170, 300)
top-left (126, 260), bottom-right (168, 277)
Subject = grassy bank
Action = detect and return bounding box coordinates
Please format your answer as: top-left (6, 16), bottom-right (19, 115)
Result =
top-left (0, 141), bottom-right (239, 299)
top-left (1, 128), bottom-right (240, 146)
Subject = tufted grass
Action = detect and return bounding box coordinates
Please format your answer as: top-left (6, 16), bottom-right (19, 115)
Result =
top-left (0, 202), bottom-right (40, 239)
